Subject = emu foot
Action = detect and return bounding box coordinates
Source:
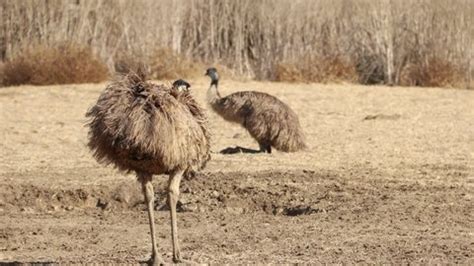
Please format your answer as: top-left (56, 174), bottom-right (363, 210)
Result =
top-left (147, 252), bottom-right (165, 266)
top-left (183, 170), bottom-right (197, 180)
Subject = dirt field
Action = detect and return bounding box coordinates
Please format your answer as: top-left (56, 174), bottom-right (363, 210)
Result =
top-left (1, 79), bottom-right (473, 264)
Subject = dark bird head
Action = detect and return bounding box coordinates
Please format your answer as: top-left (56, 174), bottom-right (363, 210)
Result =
top-left (205, 67), bottom-right (219, 87)
top-left (172, 79), bottom-right (191, 92)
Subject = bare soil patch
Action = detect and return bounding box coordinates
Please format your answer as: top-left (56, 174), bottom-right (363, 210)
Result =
top-left (0, 80), bottom-right (473, 264)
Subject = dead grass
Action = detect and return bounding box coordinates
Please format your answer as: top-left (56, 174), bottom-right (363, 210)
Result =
top-left (399, 57), bottom-right (465, 88)
top-left (355, 54), bottom-right (386, 85)
top-left (146, 48), bottom-right (245, 81)
top-left (1, 1), bottom-right (470, 88)
top-left (275, 56), bottom-right (357, 83)
top-left (148, 47), bottom-right (204, 80)
top-left (2, 43), bottom-right (108, 86)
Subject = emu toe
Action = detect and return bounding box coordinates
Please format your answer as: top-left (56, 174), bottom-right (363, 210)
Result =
top-left (148, 252), bottom-right (165, 266)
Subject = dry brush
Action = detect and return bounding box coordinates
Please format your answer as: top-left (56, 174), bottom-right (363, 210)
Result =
top-left (1, 0), bottom-right (472, 88)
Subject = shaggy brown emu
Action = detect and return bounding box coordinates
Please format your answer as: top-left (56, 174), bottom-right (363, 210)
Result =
top-left (205, 67), bottom-right (306, 153)
top-left (86, 73), bottom-right (210, 265)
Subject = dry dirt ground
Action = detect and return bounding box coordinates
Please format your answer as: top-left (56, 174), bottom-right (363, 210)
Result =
top-left (0, 79), bottom-right (473, 264)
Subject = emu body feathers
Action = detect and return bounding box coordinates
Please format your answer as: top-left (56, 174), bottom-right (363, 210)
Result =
top-left (86, 73), bottom-right (210, 175)
top-left (206, 68), bottom-right (306, 152)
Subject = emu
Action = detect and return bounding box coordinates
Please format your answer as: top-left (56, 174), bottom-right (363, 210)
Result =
top-left (205, 67), bottom-right (306, 154)
top-left (86, 70), bottom-right (210, 265)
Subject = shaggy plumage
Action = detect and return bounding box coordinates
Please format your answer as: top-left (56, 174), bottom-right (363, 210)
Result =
top-left (85, 72), bottom-right (210, 264)
top-left (86, 74), bottom-right (210, 174)
top-left (205, 67), bottom-right (306, 153)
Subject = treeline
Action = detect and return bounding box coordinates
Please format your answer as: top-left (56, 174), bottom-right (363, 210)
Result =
top-left (0, 0), bottom-right (472, 88)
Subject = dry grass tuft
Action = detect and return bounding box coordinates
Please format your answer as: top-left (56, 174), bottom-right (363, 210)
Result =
top-left (111, 52), bottom-right (246, 82)
top-left (355, 54), bottom-right (386, 85)
top-left (275, 56), bottom-right (357, 83)
top-left (2, 44), bottom-right (108, 86)
top-left (148, 48), bottom-right (204, 80)
top-left (399, 57), bottom-right (464, 88)
top-left (112, 54), bottom-right (154, 81)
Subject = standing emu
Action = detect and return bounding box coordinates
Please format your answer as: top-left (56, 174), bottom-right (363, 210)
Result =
top-left (86, 72), bottom-right (210, 265)
top-left (205, 67), bottom-right (306, 153)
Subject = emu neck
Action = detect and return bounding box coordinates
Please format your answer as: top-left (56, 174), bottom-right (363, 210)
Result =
top-left (207, 81), bottom-right (221, 105)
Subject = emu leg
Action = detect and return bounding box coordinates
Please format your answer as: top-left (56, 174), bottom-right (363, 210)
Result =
top-left (139, 172), bottom-right (165, 266)
top-left (259, 143), bottom-right (272, 153)
top-left (168, 169), bottom-right (194, 263)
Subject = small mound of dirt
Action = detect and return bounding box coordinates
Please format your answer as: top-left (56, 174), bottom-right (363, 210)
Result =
top-left (0, 170), bottom-right (336, 216)
top-left (0, 182), bottom-right (143, 212)
top-left (5, 166), bottom-right (467, 218)
top-left (363, 114), bottom-right (401, 121)
top-left (175, 170), bottom-right (335, 216)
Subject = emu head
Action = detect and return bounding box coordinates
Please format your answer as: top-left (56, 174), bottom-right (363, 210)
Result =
top-left (172, 79), bottom-right (191, 92)
top-left (205, 67), bottom-right (219, 87)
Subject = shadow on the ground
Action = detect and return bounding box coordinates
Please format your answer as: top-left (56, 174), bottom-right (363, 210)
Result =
top-left (219, 146), bottom-right (262, 154)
